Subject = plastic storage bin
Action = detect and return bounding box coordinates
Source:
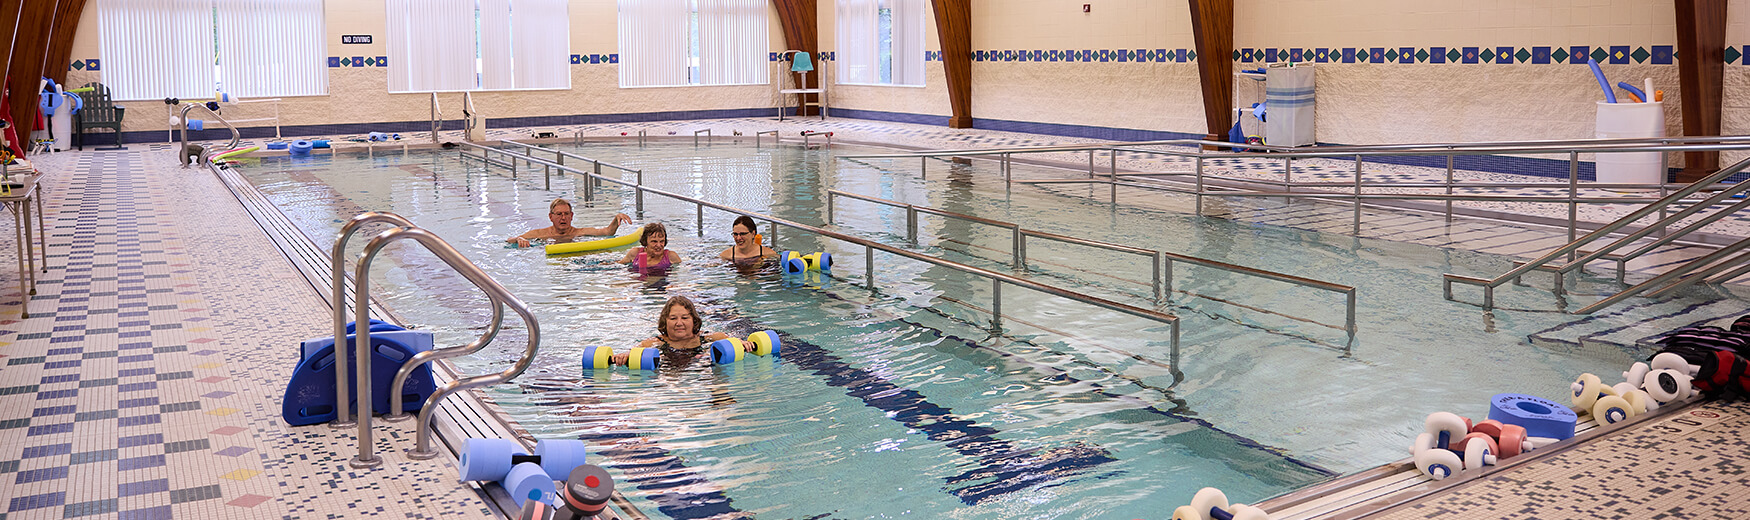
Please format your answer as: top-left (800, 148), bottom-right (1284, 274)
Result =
top-left (1595, 101), bottom-right (1664, 185)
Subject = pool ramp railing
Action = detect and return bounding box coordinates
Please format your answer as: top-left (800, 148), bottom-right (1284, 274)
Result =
top-left (825, 189), bottom-right (1358, 351)
top-left (326, 211), bottom-right (542, 468)
top-left (456, 140), bottom-right (1186, 383)
top-left (836, 135), bottom-right (1750, 314)
top-left (1444, 156), bottom-right (1750, 313)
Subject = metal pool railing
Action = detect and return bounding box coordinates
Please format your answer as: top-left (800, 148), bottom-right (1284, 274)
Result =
top-left (825, 189), bottom-right (1358, 350)
top-left (453, 141), bottom-right (1187, 383)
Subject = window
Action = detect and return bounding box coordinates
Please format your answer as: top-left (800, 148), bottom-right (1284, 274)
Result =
top-left (618, 0), bottom-right (769, 88)
top-left (97, 0), bottom-right (327, 100)
top-left (386, 0), bottom-right (570, 93)
top-left (836, 0), bottom-right (924, 86)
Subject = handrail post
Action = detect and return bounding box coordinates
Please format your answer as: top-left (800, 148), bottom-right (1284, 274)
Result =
top-left (351, 239), bottom-right (387, 469)
top-left (1567, 151), bottom-right (1579, 256)
top-left (991, 279), bottom-right (1003, 332)
top-left (1345, 289), bottom-right (1357, 354)
top-left (696, 204), bottom-right (704, 237)
top-left (1445, 154), bottom-right (1455, 221)
top-left (1163, 258), bottom-right (1174, 302)
top-left (1153, 251), bottom-right (1163, 303)
top-left (1088, 149), bottom-right (1095, 179)
top-left (635, 169), bottom-right (645, 214)
top-left (1194, 156), bottom-right (1204, 216)
top-left (907, 205), bottom-right (918, 243)
top-left (1011, 225), bottom-right (1023, 269)
top-left (1353, 155), bottom-right (1363, 233)
top-left (826, 192), bottom-right (835, 224)
top-left (1283, 156), bottom-right (1293, 201)
top-left (865, 244), bottom-right (875, 290)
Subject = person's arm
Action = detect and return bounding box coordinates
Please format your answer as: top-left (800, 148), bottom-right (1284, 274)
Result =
top-left (616, 247), bottom-right (641, 265)
top-left (507, 227), bottom-right (549, 248)
top-left (611, 337), bottom-right (663, 365)
top-left (719, 247), bottom-right (734, 261)
top-left (578, 213), bottom-right (633, 237)
top-left (666, 250), bottom-right (683, 265)
top-left (701, 331), bottom-right (731, 342)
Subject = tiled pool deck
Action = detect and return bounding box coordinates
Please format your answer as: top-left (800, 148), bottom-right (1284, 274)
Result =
top-left (0, 116), bottom-right (1744, 519)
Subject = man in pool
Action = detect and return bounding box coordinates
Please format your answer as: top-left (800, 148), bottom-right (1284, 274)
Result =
top-left (508, 198), bottom-right (631, 248)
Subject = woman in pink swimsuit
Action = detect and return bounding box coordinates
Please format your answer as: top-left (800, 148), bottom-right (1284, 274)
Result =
top-left (617, 223), bottom-right (682, 274)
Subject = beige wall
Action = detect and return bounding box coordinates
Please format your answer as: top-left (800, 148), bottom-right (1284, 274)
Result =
top-left (59, 0), bottom-right (1750, 157)
top-left (66, 0), bottom-right (787, 136)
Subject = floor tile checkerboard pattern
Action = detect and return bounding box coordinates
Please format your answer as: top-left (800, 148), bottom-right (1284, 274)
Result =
top-left (0, 151), bottom-right (495, 519)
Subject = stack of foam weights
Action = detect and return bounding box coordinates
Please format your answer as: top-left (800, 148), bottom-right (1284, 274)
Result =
top-left (1407, 314), bottom-right (1750, 482)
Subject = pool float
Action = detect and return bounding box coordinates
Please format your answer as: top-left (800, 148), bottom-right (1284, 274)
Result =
top-left (544, 227), bottom-right (643, 255)
top-left (209, 146), bottom-right (258, 162)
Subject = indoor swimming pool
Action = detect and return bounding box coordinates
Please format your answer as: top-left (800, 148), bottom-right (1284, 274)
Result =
top-left (234, 141), bottom-right (1735, 519)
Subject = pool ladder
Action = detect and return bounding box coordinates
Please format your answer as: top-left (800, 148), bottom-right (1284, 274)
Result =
top-left (327, 212), bottom-right (541, 467)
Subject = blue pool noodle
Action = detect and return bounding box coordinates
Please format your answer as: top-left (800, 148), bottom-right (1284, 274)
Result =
top-left (1588, 58), bottom-right (1616, 103)
top-left (1616, 82), bottom-right (1647, 103)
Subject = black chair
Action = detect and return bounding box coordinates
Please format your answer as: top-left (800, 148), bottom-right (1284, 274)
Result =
top-left (75, 82), bottom-right (126, 150)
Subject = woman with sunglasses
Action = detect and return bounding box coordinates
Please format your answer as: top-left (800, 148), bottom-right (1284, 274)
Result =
top-left (718, 216), bottom-right (778, 266)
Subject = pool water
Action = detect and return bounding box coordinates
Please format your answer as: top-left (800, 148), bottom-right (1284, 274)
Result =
top-left (239, 141), bottom-right (1733, 519)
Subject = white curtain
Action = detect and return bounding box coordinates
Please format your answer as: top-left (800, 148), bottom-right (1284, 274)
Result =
top-left (510, 0), bottom-right (569, 89)
top-left (617, 0), bottom-right (689, 87)
top-left (216, 0), bottom-right (327, 97)
top-left (697, 0), bottom-right (768, 86)
top-left (890, 0), bottom-right (925, 86)
top-left (387, 0), bottom-right (476, 92)
top-left (478, 0), bottom-right (515, 90)
top-left (97, 0), bottom-right (217, 100)
top-left (835, 0), bottom-right (877, 85)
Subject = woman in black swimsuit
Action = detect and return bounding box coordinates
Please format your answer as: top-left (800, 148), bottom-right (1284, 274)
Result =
top-left (610, 295), bottom-right (735, 366)
top-left (718, 216), bottom-right (778, 266)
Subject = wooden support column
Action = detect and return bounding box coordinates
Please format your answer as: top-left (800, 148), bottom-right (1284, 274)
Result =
top-left (43, 0), bottom-right (85, 86)
top-left (1675, 0), bottom-right (1726, 182)
top-left (931, 0), bottom-right (971, 128)
top-left (773, 0), bottom-right (821, 116)
top-left (7, 0), bottom-right (63, 157)
top-left (1187, 0), bottom-right (1233, 147)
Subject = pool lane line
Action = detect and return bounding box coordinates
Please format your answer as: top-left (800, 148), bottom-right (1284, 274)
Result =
top-left (705, 311), bottom-right (1122, 506)
top-left (729, 282), bottom-right (1337, 485)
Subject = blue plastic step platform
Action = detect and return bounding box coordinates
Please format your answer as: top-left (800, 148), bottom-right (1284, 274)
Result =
top-left (282, 322), bottom-right (437, 426)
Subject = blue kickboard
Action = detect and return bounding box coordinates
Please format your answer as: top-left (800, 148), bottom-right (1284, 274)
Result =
top-left (282, 329), bottom-right (436, 426)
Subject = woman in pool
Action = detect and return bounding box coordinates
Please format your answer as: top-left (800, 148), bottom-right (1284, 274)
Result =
top-left (610, 295), bottom-right (736, 366)
top-left (617, 223), bottom-right (682, 274)
top-left (718, 216), bottom-right (778, 266)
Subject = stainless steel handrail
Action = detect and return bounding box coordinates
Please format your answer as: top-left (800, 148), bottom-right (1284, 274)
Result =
top-left (343, 224), bottom-right (540, 468)
top-left (327, 212), bottom-right (420, 429)
top-left (177, 103), bottom-right (240, 166)
top-left (459, 141), bottom-right (1185, 381)
top-left (429, 92), bottom-right (442, 144)
top-left (756, 130), bottom-right (779, 148)
top-left (1561, 182), bottom-right (1750, 283)
top-left (827, 189), bottom-right (1358, 349)
top-left (1576, 235), bottom-right (1750, 314)
top-left (694, 128), bottom-right (711, 146)
top-left (1443, 156), bottom-right (1750, 309)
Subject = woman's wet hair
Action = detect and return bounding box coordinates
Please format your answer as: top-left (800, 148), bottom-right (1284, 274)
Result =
top-left (640, 222), bottom-right (668, 247)
top-left (657, 295), bottom-right (702, 337)
top-left (732, 215), bottom-right (757, 236)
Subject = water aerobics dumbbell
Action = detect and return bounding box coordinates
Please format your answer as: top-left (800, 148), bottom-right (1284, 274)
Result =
top-left (460, 438), bottom-right (589, 507)
top-left (779, 250), bottom-right (831, 275)
top-left (1171, 488), bottom-right (1273, 520)
top-left (709, 330), bottom-right (783, 364)
top-left (581, 345), bottom-right (662, 371)
top-left (1409, 412), bottom-right (1504, 480)
top-left (516, 464), bottom-right (617, 520)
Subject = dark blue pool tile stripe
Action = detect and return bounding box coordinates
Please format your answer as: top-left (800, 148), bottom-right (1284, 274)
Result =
top-left (571, 431), bottom-right (745, 520)
top-left (709, 316), bottom-right (1121, 505)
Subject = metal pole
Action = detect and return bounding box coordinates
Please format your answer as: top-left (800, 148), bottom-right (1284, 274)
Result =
top-left (1194, 156), bottom-right (1204, 216)
top-left (1567, 151), bottom-right (1579, 250)
top-left (1163, 258), bottom-right (1174, 302)
top-left (696, 204), bottom-right (704, 237)
top-left (1153, 251), bottom-right (1163, 303)
top-left (1088, 149), bottom-right (1095, 178)
top-left (636, 169), bottom-right (645, 214)
top-left (1017, 232), bottom-right (1028, 272)
top-left (1004, 153), bottom-right (1012, 187)
top-left (907, 206), bottom-right (918, 243)
top-left (921, 157), bottom-right (926, 178)
top-left (1353, 155), bottom-right (1363, 233)
top-left (1283, 156), bottom-right (1293, 200)
top-left (1345, 289), bottom-right (1357, 355)
top-left (826, 192), bottom-right (835, 224)
top-left (351, 255), bottom-right (382, 469)
top-left (991, 279), bottom-right (1003, 331)
top-left (1011, 225), bottom-right (1022, 269)
top-left (865, 245), bottom-right (875, 290)
top-left (1445, 154), bottom-right (1454, 221)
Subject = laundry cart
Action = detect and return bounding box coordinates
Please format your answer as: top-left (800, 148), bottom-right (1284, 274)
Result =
top-left (1265, 64), bottom-right (1315, 147)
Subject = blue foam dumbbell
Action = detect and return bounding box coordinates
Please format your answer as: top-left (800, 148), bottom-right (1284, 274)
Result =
top-left (460, 438), bottom-right (590, 507)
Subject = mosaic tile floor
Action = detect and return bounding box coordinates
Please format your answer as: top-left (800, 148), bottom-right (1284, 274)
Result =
top-left (8, 117), bottom-right (1747, 519)
top-left (0, 150), bottom-right (495, 519)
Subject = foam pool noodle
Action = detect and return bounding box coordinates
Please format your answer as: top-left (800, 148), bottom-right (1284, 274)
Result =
top-left (1588, 58), bottom-right (1616, 103)
top-left (1616, 82), bottom-right (1647, 104)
